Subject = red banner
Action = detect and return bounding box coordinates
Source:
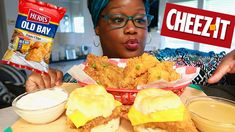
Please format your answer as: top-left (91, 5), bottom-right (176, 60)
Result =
top-left (161, 3), bottom-right (235, 48)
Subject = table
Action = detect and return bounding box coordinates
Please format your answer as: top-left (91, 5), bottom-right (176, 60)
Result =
top-left (0, 107), bottom-right (19, 131)
top-left (0, 83), bottom-right (206, 132)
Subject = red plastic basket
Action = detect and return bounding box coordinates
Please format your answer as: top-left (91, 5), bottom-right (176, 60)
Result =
top-left (106, 83), bottom-right (189, 105)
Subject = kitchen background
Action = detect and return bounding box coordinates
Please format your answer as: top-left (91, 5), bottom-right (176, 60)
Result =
top-left (0, 0), bottom-right (235, 73)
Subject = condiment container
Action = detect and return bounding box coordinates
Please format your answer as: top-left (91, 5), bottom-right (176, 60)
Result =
top-left (186, 96), bottom-right (235, 132)
top-left (12, 88), bottom-right (68, 124)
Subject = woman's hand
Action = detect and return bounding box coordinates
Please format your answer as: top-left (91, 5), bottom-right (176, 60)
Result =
top-left (208, 50), bottom-right (235, 84)
top-left (26, 68), bottom-right (63, 92)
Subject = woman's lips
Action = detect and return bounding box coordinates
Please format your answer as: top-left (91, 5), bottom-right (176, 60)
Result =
top-left (124, 39), bottom-right (139, 51)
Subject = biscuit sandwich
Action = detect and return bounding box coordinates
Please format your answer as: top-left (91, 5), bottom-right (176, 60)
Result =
top-left (66, 84), bottom-right (124, 132)
top-left (128, 88), bottom-right (198, 132)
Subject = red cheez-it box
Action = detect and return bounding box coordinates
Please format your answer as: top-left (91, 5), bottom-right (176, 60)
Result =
top-left (161, 3), bottom-right (235, 48)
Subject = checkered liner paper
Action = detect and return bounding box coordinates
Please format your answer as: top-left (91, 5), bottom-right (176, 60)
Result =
top-left (66, 58), bottom-right (200, 90)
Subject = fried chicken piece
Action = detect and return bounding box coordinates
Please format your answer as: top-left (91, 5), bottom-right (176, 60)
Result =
top-left (123, 53), bottom-right (159, 78)
top-left (67, 106), bottom-right (128, 132)
top-left (30, 41), bottom-right (41, 49)
top-left (25, 48), bottom-right (45, 62)
top-left (134, 72), bottom-right (148, 86)
top-left (134, 110), bottom-right (198, 132)
top-left (148, 61), bottom-right (180, 83)
top-left (85, 53), bottom-right (109, 65)
top-left (119, 78), bottom-right (136, 89)
top-left (25, 42), bottom-right (50, 63)
top-left (119, 72), bottom-right (148, 89)
top-left (120, 53), bottom-right (160, 89)
top-left (84, 54), bottom-right (124, 88)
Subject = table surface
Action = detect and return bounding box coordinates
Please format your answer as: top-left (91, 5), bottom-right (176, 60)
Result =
top-left (0, 107), bottom-right (19, 131)
top-left (0, 83), bottom-right (206, 131)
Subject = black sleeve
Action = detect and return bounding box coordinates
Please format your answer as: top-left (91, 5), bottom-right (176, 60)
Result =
top-left (0, 81), bottom-right (16, 108)
top-left (0, 64), bottom-right (27, 84)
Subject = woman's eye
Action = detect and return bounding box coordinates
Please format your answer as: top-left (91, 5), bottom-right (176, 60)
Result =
top-left (135, 18), bottom-right (146, 24)
top-left (111, 17), bottom-right (125, 24)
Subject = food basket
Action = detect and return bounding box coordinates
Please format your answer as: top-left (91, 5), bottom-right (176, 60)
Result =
top-left (67, 59), bottom-right (200, 105)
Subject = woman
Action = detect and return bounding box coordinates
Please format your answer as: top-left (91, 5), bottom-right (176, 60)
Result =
top-left (26, 0), bottom-right (153, 91)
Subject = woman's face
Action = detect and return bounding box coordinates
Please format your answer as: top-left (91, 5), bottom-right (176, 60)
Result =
top-left (95, 0), bottom-right (147, 58)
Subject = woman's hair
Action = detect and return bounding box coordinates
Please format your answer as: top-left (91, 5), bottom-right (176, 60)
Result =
top-left (87, 0), bottom-right (150, 28)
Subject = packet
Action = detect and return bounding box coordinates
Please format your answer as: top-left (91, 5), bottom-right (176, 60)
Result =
top-left (1, 0), bottom-right (66, 74)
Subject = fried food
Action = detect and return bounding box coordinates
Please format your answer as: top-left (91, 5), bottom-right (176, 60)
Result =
top-left (25, 42), bottom-right (51, 63)
top-left (119, 72), bottom-right (148, 89)
top-left (65, 85), bottom-right (123, 132)
top-left (118, 53), bottom-right (160, 89)
top-left (123, 53), bottom-right (160, 78)
top-left (67, 106), bottom-right (128, 132)
top-left (128, 88), bottom-right (198, 132)
top-left (148, 61), bottom-right (180, 83)
top-left (84, 54), bottom-right (124, 88)
top-left (134, 110), bottom-right (198, 132)
top-left (25, 48), bottom-right (45, 62)
top-left (84, 53), bottom-right (180, 89)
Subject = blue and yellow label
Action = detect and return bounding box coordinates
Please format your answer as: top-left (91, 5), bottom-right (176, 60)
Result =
top-left (13, 36), bottom-right (31, 53)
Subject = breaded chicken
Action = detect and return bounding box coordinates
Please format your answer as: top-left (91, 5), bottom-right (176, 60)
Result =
top-left (67, 106), bottom-right (129, 132)
top-left (120, 53), bottom-right (160, 89)
top-left (84, 54), bottom-right (124, 88)
top-left (134, 110), bottom-right (198, 132)
top-left (148, 61), bottom-right (180, 83)
top-left (119, 72), bottom-right (148, 89)
top-left (25, 48), bottom-right (45, 62)
top-left (25, 42), bottom-right (50, 62)
top-left (83, 53), bottom-right (180, 89)
top-left (123, 53), bottom-right (159, 78)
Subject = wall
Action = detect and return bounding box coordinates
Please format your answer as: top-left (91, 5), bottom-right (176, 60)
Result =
top-left (4, 0), bottom-right (18, 41)
top-left (0, 0), bottom-right (9, 58)
top-left (0, 0), bottom-right (18, 58)
top-left (52, 0), bottom-right (103, 56)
